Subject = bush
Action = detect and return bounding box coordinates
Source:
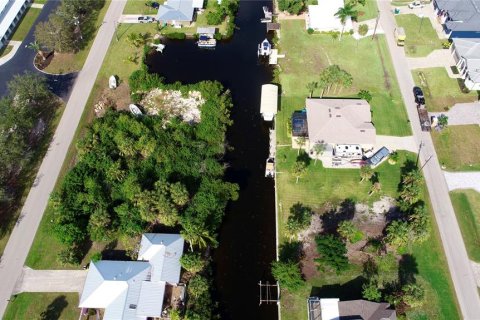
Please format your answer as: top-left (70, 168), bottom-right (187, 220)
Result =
top-left (442, 40), bottom-right (451, 49)
top-left (362, 280), bottom-right (382, 302)
top-left (358, 24), bottom-right (369, 36)
top-left (307, 28), bottom-right (314, 34)
top-left (278, 0), bottom-right (304, 15)
top-left (271, 260), bottom-right (305, 291)
top-left (285, 203), bottom-right (312, 237)
top-left (207, 10), bottom-right (224, 25)
top-left (181, 252), bottom-right (206, 274)
top-left (165, 32), bottom-right (186, 40)
top-left (90, 252), bottom-right (102, 262)
top-left (315, 234), bottom-right (349, 272)
top-left (57, 247), bottom-right (81, 266)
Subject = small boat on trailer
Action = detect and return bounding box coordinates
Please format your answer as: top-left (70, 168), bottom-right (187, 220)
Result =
top-left (265, 157), bottom-right (275, 178)
top-left (129, 104), bottom-right (143, 116)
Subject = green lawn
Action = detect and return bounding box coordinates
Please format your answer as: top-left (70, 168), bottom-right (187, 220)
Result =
top-left (0, 44), bottom-right (13, 58)
top-left (451, 190), bottom-right (480, 262)
top-left (44, 1), bottom-right (111, 74)
top-left (277, 20), bottom-right (411, 143)
top-left (353, 0), bottom-right (378, 22)
top-left (395, 14), bottom-right (443, 57)
top-left (33, 0), bottom-right (47, 4)
top-left (431, 125), bottom-right (480, 171)
top-left (4, 293), bottom-right (79, 320)
top-left (10, 7), bottom-right (42, 42)
top-left (123, 0), bottom-right (164, 14)
top-left (412, 67), bottom-right (479, 112)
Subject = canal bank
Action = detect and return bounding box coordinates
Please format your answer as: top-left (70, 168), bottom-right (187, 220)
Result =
top-left (146, 1), bottom-right (278, 319)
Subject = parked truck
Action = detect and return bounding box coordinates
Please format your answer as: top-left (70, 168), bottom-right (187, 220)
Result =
top-left (417, 105), bottom-right (431, 131)
top-left (394, 27), bottom-right (406, 46)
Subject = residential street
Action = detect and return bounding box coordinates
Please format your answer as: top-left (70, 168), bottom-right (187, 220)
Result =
top-left (377, 1), bottom-right (480, 318)
top-left (0, 0), bottom-right (126, 317)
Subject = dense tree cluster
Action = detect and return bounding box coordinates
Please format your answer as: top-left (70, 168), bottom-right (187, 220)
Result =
top-left (315, 234), bottom-right (349, 272)
top-left (285, 202), bottom-right (312, 239)
top-left (278, 0), bottom-right (305, 15)
top-left (206, 0), bottom-right (239, 29)
top-left (51, 81), bottom-right (238, 255)
top-left (35, 0), bottom-right (105, 53)
top-left (0, 73), bottom-right (59, 203)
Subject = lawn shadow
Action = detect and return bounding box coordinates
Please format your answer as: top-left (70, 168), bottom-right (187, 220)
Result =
top-left (310, 275), bottom-right (366, 300)
top-left (297, 151), bottom-right (311, 166)
top-left (40, 295), bottom-right (68, 320)
top-left (320, 199), bottom-right (356, 233)
top-left (398, 254), bottom-right (418, 286)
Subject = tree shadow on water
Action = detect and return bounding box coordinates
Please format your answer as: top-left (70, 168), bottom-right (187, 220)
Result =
top-left (310, 276), bottom-right (366, 300)
top-left (40, 295), bottom-right (68, 320)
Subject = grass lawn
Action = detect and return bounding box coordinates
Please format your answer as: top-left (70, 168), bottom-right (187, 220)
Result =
top-left (4, 293), bottom-right (79, 320)
top-left (33, 0), bottom-right (47, 4)
top-left (123, 0), bottom-right (164, 14)
top-left (43, 1), bottom-right (111, 74)
top-left (431, 125), bottom-right (480, 171)
top-left (353, 0), bottom-right (378, 22)
top-left (395, 14), bottom-right (443, 57)
top-left (412, 67), bottom-right (479, 112)
top-left (10, 7), bottom-right (42, 42)
top-left (277, 148), bottom-right (460, 319)
top-left (277, 20), bottom-right (411, 144)
top-left (0, 44), bottom-right (13, 58)
top-left (451, 190), bottom-right (480, 262)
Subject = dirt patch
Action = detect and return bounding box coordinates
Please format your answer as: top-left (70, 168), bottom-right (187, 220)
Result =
top-left (94, 82), bottom-right (131, 116)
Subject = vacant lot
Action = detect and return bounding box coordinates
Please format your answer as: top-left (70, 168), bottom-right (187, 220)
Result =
top-left (10, 7), bottom-right (42, 42)
top-left (43, 1), bottom-right (111, 74)
top-left (431, 125), bottom-right (480, 171)
top-left (123, 0), bottom-right (164, 14)
top-left (4, 293), bottom-right (79, 320)
top-left (350, 0), bottom-right (378, 22)
top-left (395, 14), bottom-right (442, 57)
top-left (412, 67), bottom-right (479, 112)
top-left (451, 190), bottom-right (480, 262)
top-left (277, 20), bottom-right (411, 143)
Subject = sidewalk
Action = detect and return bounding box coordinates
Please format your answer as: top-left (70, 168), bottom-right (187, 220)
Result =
top-left (0, 41), bottom-right (22, 66)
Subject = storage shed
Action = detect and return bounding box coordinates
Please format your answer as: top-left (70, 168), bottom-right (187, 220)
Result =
top-left (260, 84), bottom-right (278, 121)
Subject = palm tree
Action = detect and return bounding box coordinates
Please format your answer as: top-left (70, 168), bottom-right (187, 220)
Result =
top-left (292, 160), bottom-right (307, 184)
top-left (27, 41), bottom-right (45, 61)
top-left (369, 182), bottom-right (382, 196)
top-left (312, 142), bottom-right (325, 165)
top-left (335, 4), bottom-right (358, 40)
top-left (306, 81), bottom-right (318, 98)
top-left (181, 223), bottom-right (217, 252)
top-left (359, 165), bottom-right (374, 183)
top-left (296, 136), bottom-right (306, 155)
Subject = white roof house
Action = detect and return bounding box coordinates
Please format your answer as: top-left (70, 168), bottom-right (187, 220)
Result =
top-left (156, 0), bottom-right (204, 24)
top-left (306, 0), bottom-right (353, 32)
top-left (260, 84), bottom-right (278, 121)
top-left (305, 98), bottom-right (376, 147)
top-left (452, 38), bottom-right (480, 90)
top-left (0, 0), bottom-right (30, 49)
top-left (79, 233), bottom-right (185, 320)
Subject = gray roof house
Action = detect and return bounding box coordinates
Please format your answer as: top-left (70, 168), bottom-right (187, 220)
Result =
top-left (305, 98), bottom-right (376, 148)
top-left (156, 0), bottom-right (204, 25)
top-left (434, 0), bottom-right (480, 38)
top-left (451, 38), bottom-right (480, 90)
top-left (79, 233), bottom-right (185, 320)
top-left (308, 297), bottom-right (396, 320)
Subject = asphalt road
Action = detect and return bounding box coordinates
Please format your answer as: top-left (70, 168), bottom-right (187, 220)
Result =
top-left (0, 0), bottom-right (75, 100)
top-left (0, 0), bottom-right (126, 317)
top-left (377, 1), bottom-right (480, 318)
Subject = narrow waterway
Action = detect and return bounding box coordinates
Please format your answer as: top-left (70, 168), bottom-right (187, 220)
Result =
top-left (146, 1), bottom-right (277, 319)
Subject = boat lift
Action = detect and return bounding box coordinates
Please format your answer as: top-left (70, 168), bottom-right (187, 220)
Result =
top-left (258, 281), bottom-right (280, 305)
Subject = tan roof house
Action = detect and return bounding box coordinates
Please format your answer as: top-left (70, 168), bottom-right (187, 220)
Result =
top-left (308, 297), bottom-right (396, 320)
top-left (292, 98), bottom-right (376, 157)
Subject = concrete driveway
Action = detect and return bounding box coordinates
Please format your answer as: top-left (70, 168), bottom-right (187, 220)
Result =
top-left (444, 171), bottom-right (480, 193)
top-left (376, 135), bottom-right (417, 153)
top-left (13, 267), bottom-right (87, 294)
top-left (430, 102), bottom-right (480, 125)
top-left (406, 49), bottom-right (459, 79)
top-left (118, 14), bottom-right (156, 23)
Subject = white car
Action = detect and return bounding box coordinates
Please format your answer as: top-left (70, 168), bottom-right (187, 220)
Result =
top-left (138, 16), bottom-right (155, 23)
top-left (408, 1), bottom-right (424, 9)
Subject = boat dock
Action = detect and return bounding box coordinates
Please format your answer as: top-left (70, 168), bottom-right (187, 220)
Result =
top-left (269, 49), bottom-right (285, 65)
top-left (269, 128), bottom-right (276, 158)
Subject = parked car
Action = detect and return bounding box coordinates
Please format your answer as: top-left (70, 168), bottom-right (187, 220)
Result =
top-left (408, 1), bottom-right (424, 9)
top-left (413, 86), bottom-right (425, 105)
top-left (138, 16), bottom-right (155, 23)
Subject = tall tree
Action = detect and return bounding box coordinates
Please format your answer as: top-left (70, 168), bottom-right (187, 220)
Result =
top-left (306, 81), bottom-right (317, 98)
top-left (292, 160), bottom-right (307, 184)
top-left (369, 182), bottom-right (381, 196)
top-left (271, 260), bottom-right (305, 291)
top-left (181, 222), bottom-right (218, 252)
top-left (35, 14), bottom-right (77, 52)
top-left (359, 165), bottom-right (374, 183)
top-left (334, 4), bottom-right (358, 40)
top-left (312, 142), bottom-right (325, 165)
top-left (296, 136), bottom-right (306, 155)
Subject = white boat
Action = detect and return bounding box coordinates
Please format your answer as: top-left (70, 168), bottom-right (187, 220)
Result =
top-left (265, 157), bottom-right (275, 178)
top-left (198, 34), bottom-right (216, 48)
top-left (258, 39), bottom-right (271, 56)
top-left (109, 75), bottom-right (117, 89)
top-left (129, 104), bottom-right (143, 116)
top-left (150, 43), bottom-right (165, 53)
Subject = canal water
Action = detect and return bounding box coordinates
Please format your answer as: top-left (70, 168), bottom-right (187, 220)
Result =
top-left (146, 1), bottom-right (278, 319)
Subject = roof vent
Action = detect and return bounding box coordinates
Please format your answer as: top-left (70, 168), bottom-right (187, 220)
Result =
top-left (129, 304), bottom-right (137, 310)
top-left (334, 107), bottom-right (340, 109)
top-left (360, 130), bottom-right (365, 132)
top-left (336, 115), bottom-right (341, 117)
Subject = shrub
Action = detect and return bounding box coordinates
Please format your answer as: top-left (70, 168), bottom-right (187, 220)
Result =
top-left (90, 252), bottom-right (102, 262)
top-left (307, 28), bottom-right (314, 34)
top-left (358, 24), bottom-right (369, 36)
top-left (337, 220), bottom-right (363, 243)
top-left (362, 280), bottom-right (382, 302)
top-left (285, 203), bottom-right (312, 238)
top-left (358, 89), bottom-right (372, 102)
top-left (166, 32), bottom-right (186, 40)
top-left (314, 234), bottom-right (349, 272)
top-left (207, 10), bottom-right (224, 25)
top-left (180, 252), bottom-right (206, 274)
top-left (271, 260), bottom-right (305, 291)
top-left (57, 247), bottom-right (81, 266)
top-left (278, 0), bottom-right (304, 15)
top-left (442, 40), bottom-right (451, 49)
